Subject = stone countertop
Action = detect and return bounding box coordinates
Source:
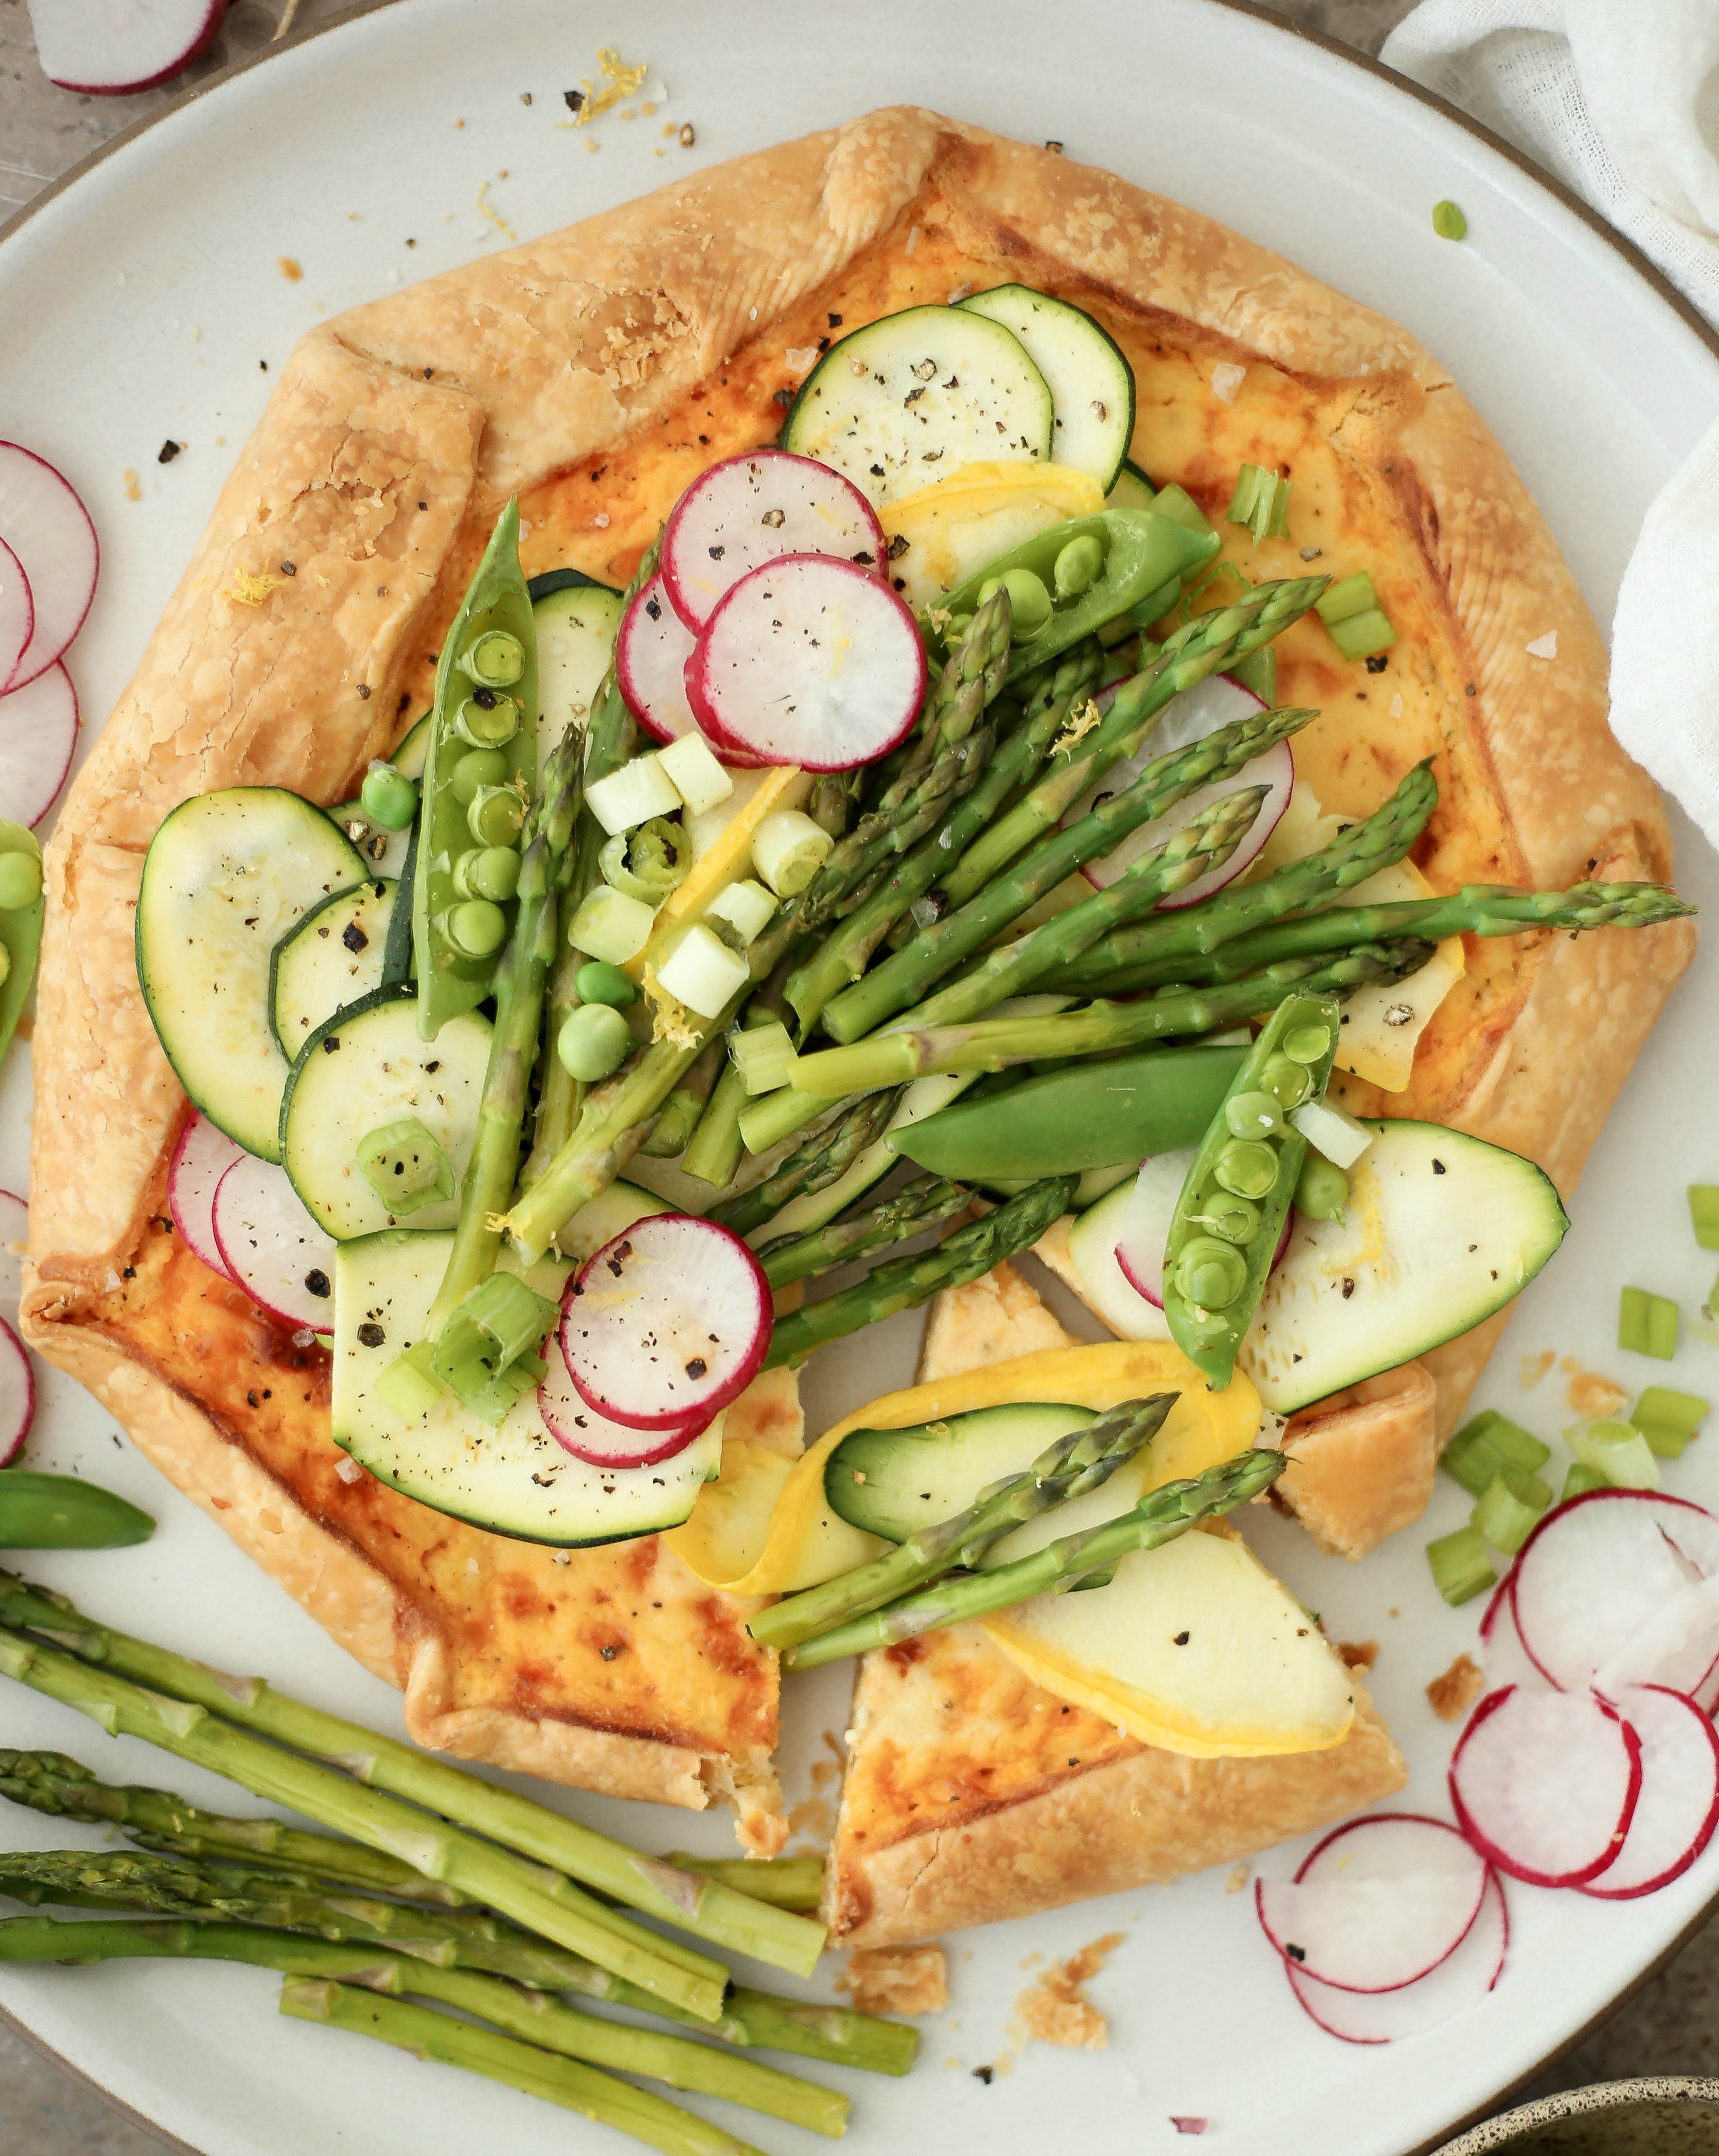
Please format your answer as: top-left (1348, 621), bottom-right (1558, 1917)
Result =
top-left (1, 0), bottom-right (1714, 2150)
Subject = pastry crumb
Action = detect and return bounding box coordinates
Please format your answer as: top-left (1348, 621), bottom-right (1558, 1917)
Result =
top-left (1519, 1350), bottom-right (1554, 1391)
top-left (1338, 1639), bottom-right (1378, 1673)
top-left (1225, 1864), bottom-right (1249, 1894)
top-left (1170, 2119), bottom-right (1210, 2136)
top-left (1209, 362), bottom-right (1246, 403)
top-left (1014, 1932), bottom-right (1123, 2051)
top-left (1563, 1360), bottom-right (1628, 1421)
top-left (837, 1943), bottom-right (948, 2017)
top-left (278, 257), bottom-right (302, 282)
top-left (1427, 1652), bottom-right (1486, 1723)
top-left (123, 469), bottom-right (142, 501)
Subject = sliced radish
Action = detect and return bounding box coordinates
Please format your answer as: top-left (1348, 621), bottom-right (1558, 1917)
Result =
top-left (661, 451), bottom-right (885, 630)
top-left (1114, 1145), bottom-right (1289, 1309)
top-left (0, 1315), bottom-right (35, 1468)
top-left (0, 1190), bottom-right (27, 1328)
top-left (686, 554), bottom-right (927, 771)
top-left (1579, 1686), bottom-right (1719, 1899)
top-left (539, 1349), bottom-right (710, 1468)
top-left (1592, 1570), bottom-right (1719, 1704)
top-left (560, 1214), bottom-right (770, 1432)
top-left (1288, 1873), bottom-right (1507, 2044)
top-left (1511, 1488), bottom-right (1719, 1692)
top-left (617, 575), bottom-right (701, 747)
top-left (24, 0), bottom-right (228, 95)
top-left (1478, 1575), bottom-right (1550, 1694)
top-left (0, 662), bottom-right (79, 828)
top-left (213, 1155), bottom-right (338, 1335)
top-left (1256, 1814), bottom-right (1488, 1994)
top-left (0, 445), bottom-right (98, 690)
top-left (0, 539), bottom-right (33, 694)
top-left (168, 1113), bottom-right (243, 1282)
top-left (1449, 1685), bottom-right (1640, 1887)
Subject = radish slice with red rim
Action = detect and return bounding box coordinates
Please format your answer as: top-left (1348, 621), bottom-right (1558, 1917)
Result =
top-left (1592, 1571), bottom-right (1719, 1704)
top-left (1449, 1684), bottom-right (1640, 1887)
top-left (539, 1348), bottom-right (712, 1468)
top-left (661, 450), bottom-right (885, 630)
top-left (1115, 1145), bottom-right (1289, 1310)
top-left (1255, 1813), bottom-right (1489, 1993)
top-left (1478, 1574), bottom-right (1550, 1694)
top-left (0, 662), bottom-right (80, 828)
top-left (560, 1213), bottom-right (770, 1431)
top-left (1287, 1873), bottom-right (1507, 2044)
top-left (0, 539), bottom-right (32, 694)
top-left (0, 1189), bottom-right (26, 1327)
top-left (0, 445), bottom-right (98, 690)
top-left (0, 1315), bottom-right (35, 1467)
top-left (213, 1155), bottom-right (338, 1335)
top-left (686, 553), bottom-right (927, 771)
top-left (1579, 1685), bottom-right (1719, 1899)
top-left (617, 574), bottom-right (702, 747)
top-left (27, 0), bottom-right (228, 95)
top-left (1510, 1488), bottom-right (1719, 1692)
top-left (169, 1114), bottom-right (243, 1282)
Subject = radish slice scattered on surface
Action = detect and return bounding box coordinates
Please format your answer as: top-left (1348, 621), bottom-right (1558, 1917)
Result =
top-left (0, 1315), bottom-right (35, 1467)
top-left (0, 661), bottom-right (79, 828)
top-left (1255, 1815), bottom-right (1488, 1993)
top-left (1592, 1571), bottom-right (1719, 1705)
top-left (0, 538), bottom-right (32, 694)
top-left (213, 1155), bottom-right (339, 1335)
top-left (661, 450), bottom-right (885, 629)
top-left (0, 444), bottom-right (97, 690)
top-left (1510, 1489), bottom-right (1717, 1692)
top-left (539, 1349), bottom-right (710, 1468)
top-left (1478, 1575), bottom-right (1550, 1695)
top-left (616, 574), bottom-right (702, 748)
top-left (0, 1189), bottom-right (27, 1327)
top-left (24, 0), bottom-right (228, 95)
top-left (560, 1213), bottom-right (771, 1431)
top-left (1114, 1145), bottom-right (1290, 1309)
top-left (1449, 1685), bottom-right (1640, 1888)
top-left (1580, 1686), bottom-right (1719, 1899)
top-left (687, 553), bottom-right (927, 771)
top-left (168, 1114), bottom-right (243, 1282)
top-left (1288, 1873), bottom-right (1507, 2044)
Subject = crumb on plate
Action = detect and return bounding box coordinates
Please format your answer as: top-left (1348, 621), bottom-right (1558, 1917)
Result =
top-left (837, 1943), bottom-right (948, 2017)
top-left (1427, 1651), bottom-right (1486, 1723)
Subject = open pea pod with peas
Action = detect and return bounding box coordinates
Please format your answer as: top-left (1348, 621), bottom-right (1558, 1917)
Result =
top-left (0, 822), bottom-right (44, 1070)
top-left (1162, 994), bottom-right (1343, 1389)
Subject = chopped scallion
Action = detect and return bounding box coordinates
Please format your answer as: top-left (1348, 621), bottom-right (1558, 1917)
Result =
top-left (1225, 463), bottom-right (1292, 545)
top-left (1561, 1461), bottom-right (1609, 1503)
top-left (374, 1341), bottom-right (444, 1420)
top-left (1471, 1467), bottom-right (1550, 1555)
top-left (1427, 1525), bottom-right (1495, 1607)
top-left (1619, 1284), bottom-right (1679, 1360)
top-left (1315, 571), bottom-right (1397, 661)
top-left (1144, 482), bottom-right (1214, 541)
top-left (1566, 1416), bottom-right (1660, 1491)
top-left (1315, 571), bottom-right (1377, 626)
top-left (1689, 1185), bottom-right (1719, 1251)
top-left (728, 1020), bottom-right (797, 1097)
top-left (655, 922), bottom-right (750, 1019)
top-left (1441, 1409), bottom-right (1549, 1498)
top-left (568, 882), bottom-right (656, 965)
top-left (1633, 1386), bottom-right (1708, 1438)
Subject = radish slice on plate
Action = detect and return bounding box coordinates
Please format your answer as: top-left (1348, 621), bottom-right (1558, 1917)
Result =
top-left (1288, 1873), bottom-right (1507, 2044)
top-left (0, 444), bottom-right (98, 690)
top-left (1592, 1570), bottom-right (1719, 1704)
top-left (1580, 1685), bottom-right (1719, 1899)
top-left (616, 575), bottom-right (702, 747)
top-left (1510, 1488), bottom-right (1719, 1692)
top-left (661, 450), bottom-right (885, 629)
top-left (1449, 1684), bottom-right (1640, 1887)
top-left (687, 554), bottom-right (927, 771)
top-left (168, 1113), bottom-right (243, 1281)
top-left (24, 0), bottom-right (228, 95)
top-left (0, 662), bottom-right (79, 827)
top-left (1478, 1575), bottom-right (1550, 1694)
top-left (0, 539), bottom-right (32, 694)
top-left (539, 1349), bottom-right (711, 1468)
top-left (0, 1189), bottom-right (26, 1327)
top-left (1255, 1814), bottom-right (1488, 1993)
top-left (0, 1315), bottom-right (35, 1467)
top-left (213, 1155), bottom-right (339, 1335)
top-left (560, 1213), bottom-right (770, 1431)
top-left (1114, 1145), bottom-right (1289, 1309)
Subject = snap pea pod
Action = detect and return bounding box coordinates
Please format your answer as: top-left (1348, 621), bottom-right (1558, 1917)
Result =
top-left (932, 509), bottom-right (1218, 684)
top-left (1161, 992), bottom-right (1341, 1388)
top-left (0, 1472), bottom-right (155, 1550)
top-left (413, 499), bottom-right (539, 1040)
top-left (0, 822), bottom-right (44, 1070)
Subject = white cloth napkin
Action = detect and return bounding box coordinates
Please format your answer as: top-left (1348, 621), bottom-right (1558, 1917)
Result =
top-left (1382, 0), bottom-right (1719, 853)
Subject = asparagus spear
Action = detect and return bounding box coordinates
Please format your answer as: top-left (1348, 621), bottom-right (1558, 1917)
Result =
top-left (662, 1855), bottom-right (824, 1912)
top-left (822, 703), bottom-right (1313, 1044)
top-left (640, 1036), bottom-right (726, 1159)
top-left (0, 1570), bottom-right (824, 1978)
top-left (751, 1393), bottom-right (1177, 1650)
top-left (757, 1175), bottom-right (972, 1291)
top-left (708, 1086), bottom-right (904, 1240)
top-left (784, 1447), bottom-right (1287, 1669)
top-left (762, 1177), bottom-right (1076, 1370)
top-left (283, 1979), bottom-right (769, 2156)
top-left (788, 942), bottom-right (1437, 1097)
top-left (1034, 879), bottom-right (1699, 997)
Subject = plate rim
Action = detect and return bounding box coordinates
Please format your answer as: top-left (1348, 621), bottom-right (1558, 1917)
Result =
top-left (2, 2), bottom-right (1718, 2151)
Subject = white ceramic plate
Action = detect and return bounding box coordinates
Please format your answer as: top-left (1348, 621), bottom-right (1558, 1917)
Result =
top-left (2, 3), bottom-right (1717, 2152)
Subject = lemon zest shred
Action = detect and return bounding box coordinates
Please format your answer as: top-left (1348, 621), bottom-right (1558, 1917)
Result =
top-left (649, 990), bottom-right (703, 1053)
top-left (475, 180), bottom-right (516, 243)
top-left (1051, 698), bottom-right (1103, 757)
top-left (227, 566), bottom-right (286, 607)
top-left (573, 48), bottom-right (650, 127)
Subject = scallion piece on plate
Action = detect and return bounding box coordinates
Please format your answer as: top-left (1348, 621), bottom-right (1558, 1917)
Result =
top-left (1470, 1466), bottom-right (1550, 1555)
top-left (1619, 1284), bottom-right (1679, 1360)
top-left (1426, 1525), bottom-right (1495, 1607)
top-left (1632, 1386), bottom-right (1709, 1446)
top-left (1689, 1184), bottom-right (1719, 1250)
top-left (1566, 1416), bottom-right (1660, 1490)
top-left (1561, 1461), bottom-right (1609, 1503)
top-left (1439, 1408), bottom-right (1550, 1498)
top-left (1225, 463), bottom-right (1292, 545)
top-left (727, 1019), bottom-right (797, 1097)
top-left (1315, 569), bottom-right (1398, 661)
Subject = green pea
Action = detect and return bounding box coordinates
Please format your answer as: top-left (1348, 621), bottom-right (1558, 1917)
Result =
top-left (1283, 1022), bottom-right (1332, 1066)
top-left (359, 762), bottom-right (418, 833)
top-left (452, 691), bottom-right (520, 750)
top-left (451, 748), bottom-right (508, 805)
top-left (467, 785), bottom-right (525, 848)
top-left (454, 846), bottom-right (521, 902)
top-left (1215, 1139), bottom-right (1280, 1200)
top-left (0, 851), bottom-right (43, 911)
top-left (575, 961), bottom-right (638, 1011)
top-left (1432, 199), bottom-right (1468, 242)
top-left (1294, 1154), bottom-right (1350, 1222)
top-left (446, 899), bottom-right (507, 959)
top-left (558, 1001), bottom-right (632, 1082)
top-left (1259, 1053), bottom-right (1312, 1111)
top-left (1175, 1235), bottom-right (1248, 1310)
top-left (1052, 533), bottom-right (1105, 600)
top-left (1224, 1090), bottom-right (1284, 1140)
top-left (463, 629), bottom-right (525, 688)
top-left (1197, 1194), bottom-right (1261, 1246)
top-left (978, 567), bottom-right (1053, 642)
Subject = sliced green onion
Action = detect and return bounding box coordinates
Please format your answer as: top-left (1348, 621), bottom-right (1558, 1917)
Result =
top-left (1640, 1422), bottom-right (1694, 1461)
top-left (1427, 1525), bottom-right (1495, 1607)
top-left (1561, 1461), bottom-right (1609, 1503)
top-left (585, 753), bottom-right (683, 837)
top-left (728, 1020), bottom-right (797, 1096)
top-left (655, 923), bottom-right (750, 1019)
top-left (1471, 1467), bottom-right (1550, 1555)
top-left (1225, 463), bottom-right (1292, 544)
top-left (356, 1118), bottom-right (455, 1214)
top-left (1441, 1409), bottom-right (1550, 1498)
top-left (599, 817), bottom-right (688, 906)
top-left (1289, 1096), bottom-right (1372, 1170)
top-left (1316, 572), bottom-right (1378, 626)
top-left (1633, 1386), bottom-right (1708, 1438)
top-left (657, 732), bottom-right (734, 817)
top-left (1327, 608), bottom-right (1398, 662)
top-left (1146, 483), bottom-right (1214, 541)
top-left (752, 810), bottom-right (834, 899)
top-left (1567, 1416), bottom-right (1660, 1490)
top-left (1619, 1285), bottom-right (1679, 1360)
top-left (568, 884), bottom-right (655, 965)
top-left (703, 878), bottom-right (777, 948)
top-left (431, 1274), bottom-right (557, 1424)
top-left (374, 1341), bottom-right (443, 1420)
top-left (1689, 1185), bottom-right (1719, 1251)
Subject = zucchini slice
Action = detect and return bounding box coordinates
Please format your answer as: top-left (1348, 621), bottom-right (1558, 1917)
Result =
top-left (137, 788), bottom-right (367, 1161)
top-left (825, 1402), bottom-right (1095, 1542)
top-left (332, 1229), bottom-right (721, 1546)
top-left (1105, 458), bottom-right (1158, 514)
top-left (280, 987), bottom-right (491, 1239)
top-left (534, 579), bottom-right (625, 751)
top-left (960, 285), bottom-right (1135, 492)
top-left (781, 304), bottom-right (1053, 509)
top-left (269, 879), bottom-right (397, 1055)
